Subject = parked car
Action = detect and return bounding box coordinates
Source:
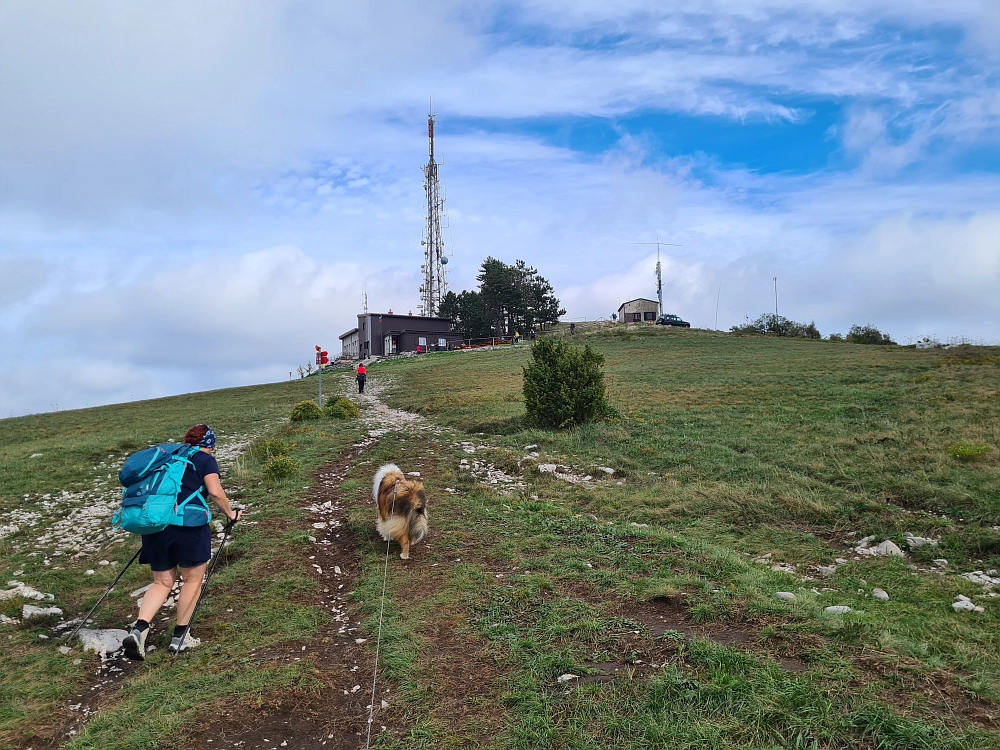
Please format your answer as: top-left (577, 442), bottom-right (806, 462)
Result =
top-left (656, 314), bottom-right (690, 328)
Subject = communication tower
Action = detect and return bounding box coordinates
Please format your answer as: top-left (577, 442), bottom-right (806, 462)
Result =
top-left (629, 237), bottom-right (681, 318)
top-left (419, 108), bottom-right (449, 316)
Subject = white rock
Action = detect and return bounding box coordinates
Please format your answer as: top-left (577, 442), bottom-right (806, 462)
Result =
top-left (817, 565), bottom-right (837, 578)
top-left (932, 559), bottom-right (949, 568)
top-left (557, 673), bottom-right (579, 683)
top-left (872, 540), bottom-right (903, 557)
top-left (961, 571), bottom-right (1000, 589)
top-left (872, 588), bottom-right (889, 601)
top-left (598, 467), bottom-right (615, 475)
top-left (0, 582), bottom-right (53, 602)
top-left (538, 464), bottom-right (557, 474)
top-left (955, 594), bottom-right (971, 602)
top-left (775, 592), bottom-right (796, 601)
top-left (77, 628), bottom-right (129, 657)
top-left (312, 522), bottom-right (328, 529)
top-left (824, 605), bottom-right (852, 615)
top-left (771, 563), bottom-right (796, 574)
top-left (952, 600), bottom-right (984, 613)
top-left (0, 614), bottom-right (19, 625)
top-left (23, 604), bottom-right (63, 619)
top-left (129, 584), bottom-right (152, 598)
top-left (524, 444), bottom-right (539, 451)
top-left (84, 570), bottom-right (95, 576)
top-left (406, 471), bottom-right (421, 477)
top-left (905, 535), bottom-right (938, 549)
top-left (30, 453), bottom-right (43, 458)
top-left (857, 535), bottom-right (876, 547)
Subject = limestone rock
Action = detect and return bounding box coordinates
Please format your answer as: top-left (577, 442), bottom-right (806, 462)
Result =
top-left (22, 604), bottom-right (63, 619)
top-left (775, 592), bottom-right (796, 601)
top-left (873, 540), bottom-right (903, 557)
top-left (872, 588), bottom-right (889, 601)
top-left (77, 628), bottom-right (129, 657)
top-left (824, 605), bottom-right (852, 615)
top-left (904, 534), bottom-right (938, 549)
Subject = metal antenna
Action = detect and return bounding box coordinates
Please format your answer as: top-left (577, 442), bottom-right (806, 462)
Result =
top-left (419, 101), bottom-right (449, 316)
top-left (629, 237), bottom-right (681, 318)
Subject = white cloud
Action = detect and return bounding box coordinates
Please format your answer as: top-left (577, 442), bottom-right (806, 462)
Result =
top-left (2, 0), bottom-right (999, 416)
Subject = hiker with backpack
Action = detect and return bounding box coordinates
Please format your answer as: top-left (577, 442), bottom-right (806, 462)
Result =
top-left (120, 425), bottom-right (240, 660)
top-left (356, 363), bottom-right (367, 394)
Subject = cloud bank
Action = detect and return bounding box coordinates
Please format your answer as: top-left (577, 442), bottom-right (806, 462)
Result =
top-left (1, 0), bottom-right (999, 416)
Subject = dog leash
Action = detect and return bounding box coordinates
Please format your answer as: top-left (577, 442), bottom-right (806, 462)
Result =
top-left (365, 479), bottom-right (398, 749)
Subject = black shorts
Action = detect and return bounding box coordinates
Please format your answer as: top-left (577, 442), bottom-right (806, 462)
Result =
top-left (140, 525), bottom-right (212, 571)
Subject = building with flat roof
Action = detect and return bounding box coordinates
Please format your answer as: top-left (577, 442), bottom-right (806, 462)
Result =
top-left (617, 298), bottom-right (659, 323)
top-left (340, 312), bottom-right (463, 359)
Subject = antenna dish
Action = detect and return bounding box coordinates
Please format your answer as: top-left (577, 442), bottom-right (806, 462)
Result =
top-left (441, 256), bottom-right (448, 265)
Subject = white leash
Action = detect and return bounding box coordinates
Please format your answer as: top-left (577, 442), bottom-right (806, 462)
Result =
top-left (365, 480), bottom-right (397, 749)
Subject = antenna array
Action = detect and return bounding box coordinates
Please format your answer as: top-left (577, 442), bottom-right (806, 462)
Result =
top-left (419, 108), bottom-right (449, 316)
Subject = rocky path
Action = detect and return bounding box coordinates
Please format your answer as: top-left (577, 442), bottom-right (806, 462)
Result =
top-left (187, 374), bottom-right (454, 748)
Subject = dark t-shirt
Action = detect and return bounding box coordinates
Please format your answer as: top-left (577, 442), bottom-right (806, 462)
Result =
top-left (177, 449), bottom-right (219, 526)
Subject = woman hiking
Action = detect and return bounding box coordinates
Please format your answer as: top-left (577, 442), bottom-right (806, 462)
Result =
top-left (356, 363), bottom-right (367, 394)
top-left (122, 424), bottom-right (241, 660)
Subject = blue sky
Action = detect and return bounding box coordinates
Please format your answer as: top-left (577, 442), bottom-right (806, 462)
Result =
top-left (1, 0), bottom-right (999, 416)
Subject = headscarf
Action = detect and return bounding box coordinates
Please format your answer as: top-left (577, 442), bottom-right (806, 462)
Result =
top-left (198, 425), bottom-right (217, 448)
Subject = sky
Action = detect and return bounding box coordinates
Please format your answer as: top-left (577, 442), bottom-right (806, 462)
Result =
top-left (2, 0), bottom-right (999, 417)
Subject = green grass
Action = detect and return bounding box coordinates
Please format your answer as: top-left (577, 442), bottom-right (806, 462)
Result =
top-left (368, 328), bottom-right (1000, 747)
top-left (0, 378), bottom-right (364, 748)
top-left (3, 329), bottom-right (1000, 748)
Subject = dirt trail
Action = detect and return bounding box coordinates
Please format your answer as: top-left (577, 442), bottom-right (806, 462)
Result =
top-left (187, 374), bottom-right (454, 748)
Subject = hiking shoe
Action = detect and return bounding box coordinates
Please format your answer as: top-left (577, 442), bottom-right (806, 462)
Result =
top-left (167, 633), bottom-right (201, 654)
top-left (121, 628), bottom-right (148, 661)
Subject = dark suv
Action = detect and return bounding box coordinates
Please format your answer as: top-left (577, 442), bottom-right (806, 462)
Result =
top-left (656, 314), bottom-right (690, 328)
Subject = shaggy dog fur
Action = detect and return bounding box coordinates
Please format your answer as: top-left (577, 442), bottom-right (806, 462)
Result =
top-left (372, 463), bottom-right (428, 559)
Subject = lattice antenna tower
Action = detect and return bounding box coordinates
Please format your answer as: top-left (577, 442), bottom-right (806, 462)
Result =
top-left (419, 105), bottom-right (449, 316)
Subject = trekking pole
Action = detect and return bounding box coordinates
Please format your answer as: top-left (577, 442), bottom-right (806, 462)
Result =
top-left (173, 512), bottom-right (239, 656)
top-left (64, 546), bottom-right (142, 644)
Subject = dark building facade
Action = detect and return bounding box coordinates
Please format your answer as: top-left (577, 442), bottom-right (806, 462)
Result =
top-left (343, 312), bottom-right (463, 359)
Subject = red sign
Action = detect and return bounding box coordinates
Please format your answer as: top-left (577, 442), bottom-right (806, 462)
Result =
top-left (315, 353), bottom-right (322, 364)
top-left (320, 351), bottom-right (329, 365)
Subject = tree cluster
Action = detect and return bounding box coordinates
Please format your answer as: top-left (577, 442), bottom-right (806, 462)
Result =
top-left (730, 314), bottom-right (821, 339)
top-left (439, 257), bottom-right (565, 339)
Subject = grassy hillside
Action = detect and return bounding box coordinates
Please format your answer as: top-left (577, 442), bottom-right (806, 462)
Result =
top-left (2, 328), bottom-right (999, 749)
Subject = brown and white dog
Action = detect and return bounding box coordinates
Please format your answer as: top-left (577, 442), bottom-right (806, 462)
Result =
top-left (373, 463), bottom-right (429, 559)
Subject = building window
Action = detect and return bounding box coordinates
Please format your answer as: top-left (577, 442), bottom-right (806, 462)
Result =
top-left (438, 338), bottom-right (447, 347)
top-left (644, 311), bottom-right (655, 321)
top-left (418, 337), bottom-right (427, 346)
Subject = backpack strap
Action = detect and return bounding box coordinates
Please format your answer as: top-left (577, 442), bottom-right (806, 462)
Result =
top-left (172, 446), bottom-right (213, 524)
top-left (174, 486), bottom-right (208, 517)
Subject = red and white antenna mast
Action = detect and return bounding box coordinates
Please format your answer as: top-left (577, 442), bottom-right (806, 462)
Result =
top-left (419, 102), bottom-right (449, 316)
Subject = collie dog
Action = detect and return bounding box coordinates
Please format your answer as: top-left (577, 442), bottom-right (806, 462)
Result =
top-left (373, 463), bottom-right (428, 559)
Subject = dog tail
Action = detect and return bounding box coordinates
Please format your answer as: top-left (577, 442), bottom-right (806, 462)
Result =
top-left (373, 463), bottom-right (402, 501)
top-left (409, 513), bottom-right (429, 545)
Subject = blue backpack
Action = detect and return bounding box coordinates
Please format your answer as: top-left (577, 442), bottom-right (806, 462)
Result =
top-left (112, 444), bottom-right (210, 535)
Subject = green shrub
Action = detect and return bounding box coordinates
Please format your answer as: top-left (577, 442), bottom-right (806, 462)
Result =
top-left (324, 397), bottom-right (361, 420)
top-left (828, 333), bottom-right (845, 342)
top-left (290, 400), bottom-right (322, 421)
top-left (249, 438), bottom-right (290, 461)
top-left (847, 324), bottom-right (895, 345)
top-left (730, 314), bottom-right (820, 339)
top-left (522, 338), bottom-right (608, 428)
top-left (947, 443), bottom-right (992, 462)
top-left (263, 454), bottom-right (300, 480)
